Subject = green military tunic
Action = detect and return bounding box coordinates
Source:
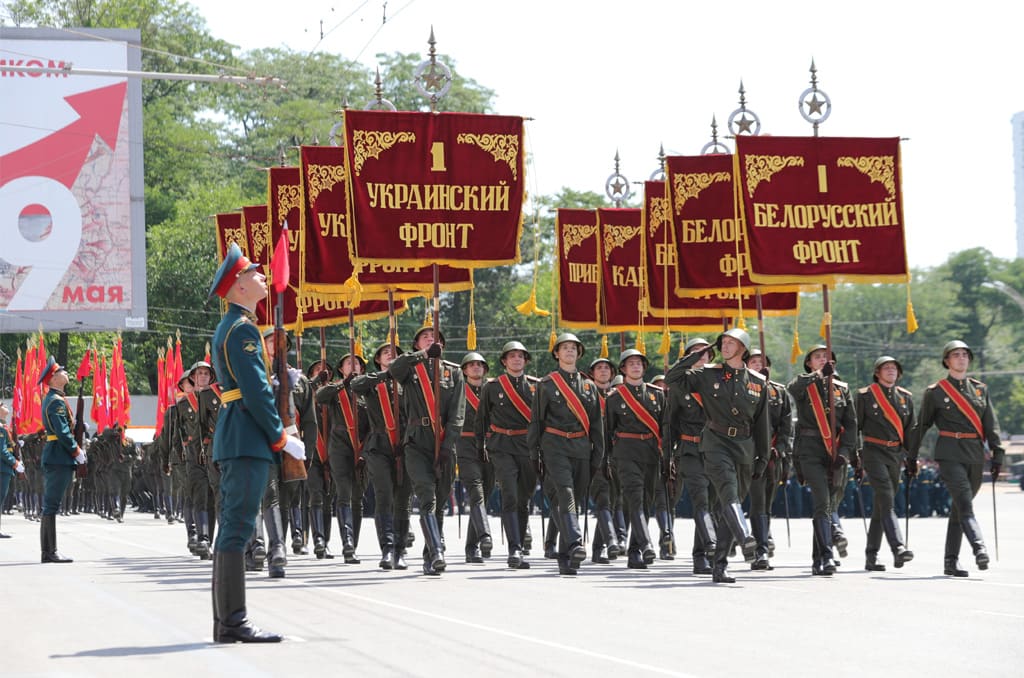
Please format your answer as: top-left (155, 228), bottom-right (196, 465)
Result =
top-left (476, 372), bottom-right (537, 521)
top-left (41, 388), bottom-right (77, 515)
top-left (605, 381), bottom-right (664, 517)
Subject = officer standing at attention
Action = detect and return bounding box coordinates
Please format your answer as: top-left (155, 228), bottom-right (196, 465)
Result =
top-left (856, 356), bottom-right (915, 571)
top-left (665, 328), bottom-right (769, 583)
top-left (39, 357), bottom-right (86, 563)
top-left (910, 340), bottom-right (1003, 577)
top-left (208, 242), bottom-right (305, 643)
top-left (528, 333), bottom-right (604, 576)
top-left (1, 401), bottom-right (27, 538)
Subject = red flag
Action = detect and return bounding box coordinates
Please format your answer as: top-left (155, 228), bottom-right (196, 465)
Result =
top-left (271, 220), bottom-right (290, 295)
top-left (155, 351), bottom-right (166, 437)
top-left (11, 352), bottom-right (23, 433)
top-left (76, 349), bottom-right (93, 380)
top-left (92, 355), bottom-right (109, 433)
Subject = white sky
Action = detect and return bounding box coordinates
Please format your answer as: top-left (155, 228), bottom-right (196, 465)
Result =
top-left (189, 0), bottom-right (1022, 269)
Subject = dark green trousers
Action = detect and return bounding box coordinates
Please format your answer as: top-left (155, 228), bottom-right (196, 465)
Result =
top-left (214, 458), bottom-right (269, 553)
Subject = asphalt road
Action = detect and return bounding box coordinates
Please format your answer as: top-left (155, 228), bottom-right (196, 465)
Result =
top-left (3, 485), bottom-right (1023, 677)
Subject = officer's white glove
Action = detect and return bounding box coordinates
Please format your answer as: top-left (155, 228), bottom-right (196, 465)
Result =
top-left (283, 435), bottom-right (305, 460)
top-left (14, 460), bottom-right (25, 474)
top-left (74, 448), bottom-right (87, 464)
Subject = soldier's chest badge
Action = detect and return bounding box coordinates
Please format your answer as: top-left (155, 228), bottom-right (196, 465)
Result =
top-left (242, 340), bottom-right (258, 355)
top-left (529, 385), bottom-right (536, 394)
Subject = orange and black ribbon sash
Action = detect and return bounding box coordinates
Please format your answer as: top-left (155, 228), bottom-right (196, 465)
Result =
top-left (807, 381), bottom-right (835, 456)
top-left (464, 384), bottom-right (480, 412)
top-left (376, 382), bottom-right (399, 449)
top-left (937, 379), bottom-right (984, 438)
top-left (693, 393), bottom-right (704, 409)
top-left (414, 362), bottom-right (439, 432)
top-left (337, 389), bottom-right (361, 454)
top-left (186, 392), bottom-right (199, 411)
top-left (549, 372), bottom-right (590, 436)
top-left (614, 384), bottom-right (662, 447)
top-left (497, 374), bottom-right (531, 422)
top-left (868, 383), bottom-right (904, 444)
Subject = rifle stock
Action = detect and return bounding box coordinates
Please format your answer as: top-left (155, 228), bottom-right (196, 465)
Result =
top-left (275, 307), bottom-right (306, 483)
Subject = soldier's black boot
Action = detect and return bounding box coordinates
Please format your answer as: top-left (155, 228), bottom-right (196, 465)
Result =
top-left (465, 514), bottom-right (483, 564)
top-left (321, 505), bottom-right (334, 559)
top-left (722, 503), bottom-right (757, 563)
top-left (214, 551), bottom-right (283, 643)
top-left (942, 518), bottom-right (966, 575)
top-left (881, 509), bottom-right (913, 568)
top-left (865, 513), bottom-right (885, 571)
top-left (290, 507), bottom-right (307, 555)
top-left (195, 511), bottom-right (212, 560)
top-left (614, 509), bottom-right (628, 548)
top-left (944, 557), bottom-right (969, 577)
top-left (591, 525), bottom-right (609, 564)
top-left (961, 516), bottom-right (989, 570)
top-left (711, 535), bottom-right (735, 583)
top-left (543, 516), bottom-right (559, 559)
top-left (420, 514), bottom-right (446, 576)
top-left (812, 516), bottom-right (836, 576)
top-left (470, 503), bottom-right (492, 558)
top-left (377, 514), bottom-right (395, 570)
top-left (264, 506), bottom-right (287, 579)
top-left (392, 518), bottom-right (409, 570)
top-left (628, 509), bottom-right (656, 565)
top-left (561, 511), bottom-right (587, 571)
top-left (692, 511), bottom-right (717, 575)
top-left (339, 506), bottom-right (360, 564)
top-left (503, 512), bottom-right (530, 569)
top-left (750, 514), bottom-right (773, 571)
top-left (250, 513), bottom-right (267, 569)
top-left (310, 508), bottom-right (327, 559)
top-left (831, 511), bottom-right (848, 559)
top-left (40, 514), bottom-right (72, 563)
top-left (598, 508), bottom-right (621, 559)
top-left (656, 510), bottom-right (674, 561)
top-left (522, 520), bottom-right (533, 555)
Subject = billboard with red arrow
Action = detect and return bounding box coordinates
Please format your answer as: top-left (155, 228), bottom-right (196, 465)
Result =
top-left (0, 27), bottom-right (146, 332)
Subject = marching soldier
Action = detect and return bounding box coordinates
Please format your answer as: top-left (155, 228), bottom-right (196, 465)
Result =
top-left (389, 325), bottom-right (465, 576)
top-left (111, 427), bottom-right (136, 523)
top-left (605, 349), bottom-right (665, 569)
top-left (856, 355), bottom-right (915, 571)
top-left (585, 356), bottom-right (623, 564)
top-left (184, 361), bottom-right (217, 560)
top-left (208, 242), bottom-right (305, 642)
top-left (788, 344), bottom-right (857, 576)
top-left (1, 401), bottom-right (27, 538)
top-left (476, 341), bottom-right (537, 569)
top-left (305, 359), bottom-right (335, 559)
top-left (745, 349), bottom-right (794, 571)
top-left (665, 329), bottom-right (769, 583)
top-left (459, 351), bottom-right (493, 563)
top-left (39, 356), bottom-right (86, 563)
top-left (528, 333), bottom-right (604, 576)
top-left (910, 340), bottom-right (1003, 577)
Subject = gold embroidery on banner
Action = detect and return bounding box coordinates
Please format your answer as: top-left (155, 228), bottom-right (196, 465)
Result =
top-left (250, 219), bottom-right (271, 262)
top-left (306, 164), bottom-right (346, 203)
top-left (672, 172), bottom-right (731, 214)
top-left (648, 196), bottom-right (670, 238)
top-left (457, 133), bottom-right (519, 179)
top-left (224, 228), bottom-right (249, 256)
top-left (744, 155), bottom-right (805, 197)
top-left (603, 224), bottom-right (641, 259)
top-left (277, 185), bottom-right (302, 222)
top-left (836, 156), bottom-right (896, 201)
top-left (351, 130), bottom-right (416, 175)
top-left (562, 224), bottom-right (598, 257)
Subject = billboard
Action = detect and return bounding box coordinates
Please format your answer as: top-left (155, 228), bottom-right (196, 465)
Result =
top-left (0, 27), bottom-right (146, 332)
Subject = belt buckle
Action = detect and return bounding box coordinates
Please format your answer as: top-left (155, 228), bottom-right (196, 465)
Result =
top-left (955, 432), bottom-right (965, 439)
top-left (421, 417), bottom-right (432, 426)
top-left (727, 426), bottom-right (737, 437)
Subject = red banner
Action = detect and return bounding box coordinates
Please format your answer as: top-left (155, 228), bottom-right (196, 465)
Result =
top-left (734, 136), bottom-right (908, 285)
top-left (556, 209), bottom-right (599, 329)
top-left (343, 110), bottom-right (525, 268)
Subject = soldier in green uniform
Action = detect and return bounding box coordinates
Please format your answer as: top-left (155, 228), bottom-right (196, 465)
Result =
top-left (181, 361), bottom-right (214, 559)
top-left (304, 359), bottom-right (335, 559)
top-left (528, 333), bottom-right (604, 576)
top-left (745, 349), bottom-right (794, 571)
top-left (155, 371), bottom-right (193, 547)
top-left (855, 355), bottom-right (915, 571)
top-left (476, 341), bottom-right (537, 568)
top-left (458, 351), bottom-right (492, 563)
top-left (665, 329), bottom-right (769, 583)
top-left (909, 340), bottom-right (1003, 577)
top-left (584, 356), bottom-right (623, 564)
top-left (663, 338), bottom-right (717, 574)
top-left (1, 401), bottom-right (27, 538)
top-left (208, 242), bottom-right (305, 642)
top-left (39, 357), bottom-right (86, 563)
top-left (605, 349), bottom-right (665, 569)
top-left (788, 344), bottom-right (857, 576)
top-left (111, 427), bottom-right (136, 522)
top-left (389, 326), bottom-right (465, 576)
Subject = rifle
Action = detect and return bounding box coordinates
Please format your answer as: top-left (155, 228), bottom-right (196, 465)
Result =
top-left (275, 303), bottom-right (306, 483)
top-left (73, 378), bottom-right (88, 479)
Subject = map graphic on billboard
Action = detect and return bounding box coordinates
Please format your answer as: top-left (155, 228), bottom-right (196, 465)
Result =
top-left (0, 27), bottom-right (146, 332)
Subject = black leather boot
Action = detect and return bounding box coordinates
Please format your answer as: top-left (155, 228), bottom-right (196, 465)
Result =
top-left (591, 525), bottom-right (609, 564)
top-left (812, 516), bottom-right (836, 576)
top-left (722, 503), bottom-right (756, 562)
top-left (881, 509), bottom-right (913, 568)
top-left (961, 516), bottom-right (989, 570)
top-left (522, 519), bottom-right (533, 555)
top-left (264, 506), bottom-right (287, 578)
top-left (750, 513), bottom-right (772, 570)
top-left (310, 508), bottom-right (327, 559)
top-left (543, 515), bottom-right (559, 559)
top-left (614, 509), bottom-right (628, 547)
top-left (40, 515), bottom-right (72, 563)
top-left (944, 557), bottom-right (969, 577)
top-left (420, 514), bottom-right (446, 576)
top-left (465, 517), bottom-right (483, 564)
top-left (339, 506), bottom-right (360, 564)
top-left (322, 505), bottom-right (334, 559)
top-left (195, 511), bottom-right (212, 560)
top-left (693, 511), bottom-right (717, 575)
top-left (214, 551), bottom-right (283, 643)
top-left (831, 511), bottom-right (848, 558)
top-left (711, 536), bottom-right (735, 583)
top-left (628, 509), bottom-right (656, 565)
top-left (656, 510), bottom-right (673, 561)
top-left (469, 503), bottom-right (492, 558)
top-left (561, 511), bottom-right (587, 570)
top-left (503, 512), bottom-right (530, 569)
top-left (377, 514), bottom-right (395, 570)
top-left (290, 506), bottom-right (307, 555)
top-left (598, 508), bottom-right (621, 559)
top-left (393, 518), bottom-right (409, 570)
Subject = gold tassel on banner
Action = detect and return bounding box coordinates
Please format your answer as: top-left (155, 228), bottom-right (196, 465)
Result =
top-left (548, 329), bottom-right (557, 353)
top-left (790, 329), bottom-right (802, 364)
top-left (341, 274), bottom-right (363, 310)
top-left (658, 327), bottom-right (671, 355)
top-left (678, 333), bottom-right (686, 359)
top-left (737, 316), bottom-right (748, 331)
top-left (467, 286), bottom-right (478, 350)
top-left (355, 324), bottom-right (365, 359)
top-left (906, 283), bottom-right (919, 334)
top-left (635, 333), bottom-right (646, 354)
top-left (600, 335), bottom-right (609, 359)
top-left (516, 214), bottom-right (551, 317)
top-left (819, 311), bottom-right (832, 339)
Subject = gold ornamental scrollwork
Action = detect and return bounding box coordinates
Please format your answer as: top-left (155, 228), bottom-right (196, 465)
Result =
top-left (351, 129), bottom-right (416, 175)
top-left (672, 172), bottom-right (731, 214)
top-left (250, 219), bottom-right (271, 262)
top-left (277, 185), bottom-right (302, 225)
top-left (744, 155), bottom-right (805, 197)
top-left (603, 224), bottom-right (641, 260)
top-left (457, 133), bottom-right (519, 179)
top-left (224, 228), bottom-right (248, 257)
top-left (648, 196), bottom-right (670, 238)
top-left (306, 163), bottom-right (346, 203)
top-left (836, 155), bottom-right (896, 201)
top-left (561, 224), bottom-right (598, 257)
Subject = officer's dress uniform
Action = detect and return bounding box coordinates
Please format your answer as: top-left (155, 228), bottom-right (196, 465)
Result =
top-left (40, 385), bottom-right (78, 562)
top-left (527, 367), bottom-right (604, 575)
top-left (606, 380), bottom-right (665, 568)
top-left (856, 381), bottom-right (915, 570)
top-left (389, 350), bottom-right (465, 575)
top-left (747, 378), bottom-right (794, 568)
top-left (911, 376), bottom-right (1002, 574)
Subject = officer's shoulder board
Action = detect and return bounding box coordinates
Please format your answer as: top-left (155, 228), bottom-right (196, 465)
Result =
top-left (746, 368), bottom-right (767, 384)
top-left (539, 373), bottom-right (555, 383)
top-left (896, 385), bottom-right (913, 396)
top-left (857, 385), bottom-right (871, 395)
top-left (525, 374), bottom-right (541, 384)
top-left (704, 362), bottom-right (721, 370)
top-left (832, 378), bottom-right (849, 389)
top-left (926, 381), bottom-right (939, 390)
top-left (967, 377), bottom-right (986, 388)
top-left (646, 381), bottom-right (664, 391)
top-left (443, 359), bottom-right (460, 369)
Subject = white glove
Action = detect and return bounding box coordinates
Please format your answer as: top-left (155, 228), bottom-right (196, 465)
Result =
top-left (14, 461), bottom-right (25, 474)
top-left (283, 435), bottom-right (305, 460)
top-left (74, 448), bottom-right (87, 464)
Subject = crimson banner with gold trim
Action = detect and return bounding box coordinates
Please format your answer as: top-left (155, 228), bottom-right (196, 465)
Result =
top-left (342, 109), bottom-right (525, 268)
top-left (735, 136), bottom-right (908, 285)
top-left (299, 145), bottom-right (472, 296)
top-left (556, 208), bottom-right (599, 329)
top-left (214, 211), bottom-right (248, 259)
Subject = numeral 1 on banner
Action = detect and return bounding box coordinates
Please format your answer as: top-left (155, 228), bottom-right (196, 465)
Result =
top-left (430, 142), bottom-right (447, 172)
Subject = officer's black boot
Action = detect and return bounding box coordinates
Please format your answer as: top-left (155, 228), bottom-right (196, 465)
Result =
top-left (711, 531), bottom-right (735, 583)
top-left (522, 519), bottom-right (533, 555)
top-left (420, 513), bottom-right (446, 576)
top-left (881, 509), bottom-right (913, 568)
top-left (614, 509), bottom-right (628, 548)
top-left (629, 509), bottom-right (656, 565)
top-left (656, 510), bottom-right (674, 561)
top-left (812, 516), bottom-right (836, 576)
top-left (290, 506), bottom-right (307, 555)
top-left (750, 513), bottom-right (773, 570)
top-left (960, 516), bottom-right (989, 570)
top-left (865, 513), bottom-right (885, 571)
top-left (598, 508), bottom-right (621, 559)
top-left (941, 517), bottom-right (967, 576)
top-left (722, 503), bottom-right (757, 562)
top-left (195, 511), bottom-right (212, 560)
top-left (310, 508), bottom-right (327, 559)
top-left (322, 505), bottom-right (334, 559)
top-left (41, 514), bottom-right (72, 563)
top-left (470, 503), bottom-right (492, 558)
top-left (436, 512), bottom-right (447, 554)
top-left (591, 524), bottom-right (609, 564)
top-left (339, 506), bottom-right (360, 564)
top-left (250, 512), bottom-right (267, 569)
top-left (561, 511), bottom-right (587, 571)
top-left (377, 514), bottom-right (395, 570)
top-left (503, 512), bottom-right (530, 569)
top-left (264, 506), bottom-right (287, 578)
top-left (392, 518), bottom-right (409, 570)
top-left (464, 513), bottom-right (483, 564)
top-left (544, 515), bottom-right (559, 559)
top-left (831, 511), bottom-right (848, 559)
top-left (214, 551), bottom-right (283, 643)
top-left (626, 529), bottom-right (647, 570)
top-left (186, 506), bottom-right (198, 555)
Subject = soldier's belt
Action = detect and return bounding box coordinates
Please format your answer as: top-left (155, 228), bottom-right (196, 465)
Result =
top-left (707, 421), bottom-right (750, 438)
top-left (414, 417), bottom-right (435, 427)
top-left (221, 388), bottom-right (242, 404)
top-left (544, 426), bottom-right (586, 439)
top-left (799, 427), bottom-right (827, 437)
top-left (863, 435), bottom-right (901, 448)
top-left (460, 432), bottom-right (476, 438)
top-left (616, 431), bottom-right (655, 441)
top-left (490, 424), bottom-right (528, 436)
top-left (678, 433), bottom-right (701, 443)
top-left (938, 430), bottom-right (978, 439)
top-left (46, 435), bottom-right (58, 441)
